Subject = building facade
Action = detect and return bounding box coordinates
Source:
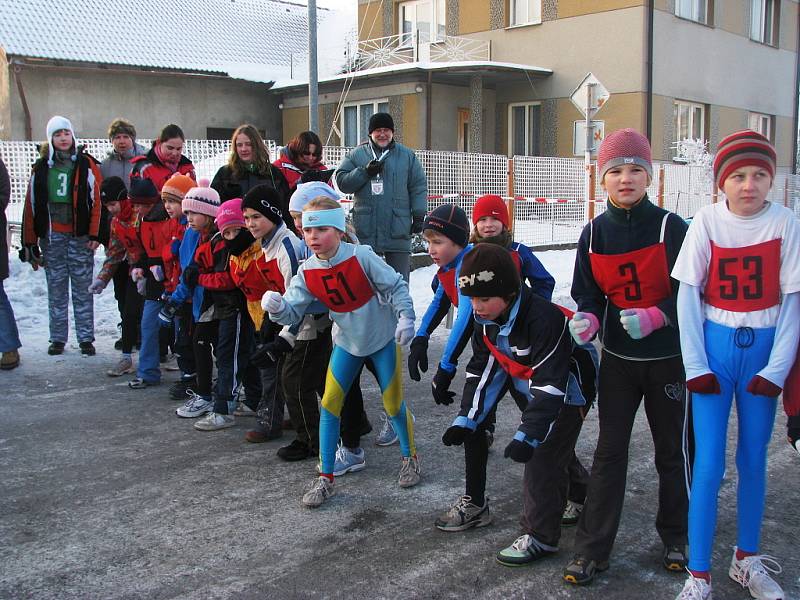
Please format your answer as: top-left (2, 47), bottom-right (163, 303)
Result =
top-left (275, 0), bottom-right (798, 167)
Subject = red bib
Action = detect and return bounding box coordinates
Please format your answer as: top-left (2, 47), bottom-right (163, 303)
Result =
top-left (437, 269), bottom-right (459, 307)
top-left (483, 334), bottom-right (533, 380)
top-left (704, 238), bottom-right (781, 312)
top-left (304, 255), bottom-right (375, 312)
top-left (231, 255), bottom-right (285, 300)
top-left (588, 215), bottom-right (672, 308)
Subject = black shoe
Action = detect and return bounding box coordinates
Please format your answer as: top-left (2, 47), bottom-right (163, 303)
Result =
top-left (276, 439), bottom-right (315, 461)
top-left (169, 374), bottom-right (197, 400)
top-left (79, 342), bottom-right (96, 356)
top-left (662, 545), bottom-right (687, 572)
top-left (114, 337), bottom-right (123, 351)
top-left (359, 413), bottom-right (373, 437)
top-left (563, 556), bottom-right (609, 586)
top-left (485, 429), bottom-right (494, 448)
top-left (47, 342), bottom-right (65, 355)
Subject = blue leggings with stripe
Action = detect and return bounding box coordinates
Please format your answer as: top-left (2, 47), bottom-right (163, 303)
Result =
top-left (319, 340), bottom-right (416, 475)
top-left (688, 320), bottom-right (778, 571)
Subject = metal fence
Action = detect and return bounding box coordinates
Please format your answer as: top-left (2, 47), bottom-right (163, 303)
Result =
top-left (3, 139), bottom-right (799, 249)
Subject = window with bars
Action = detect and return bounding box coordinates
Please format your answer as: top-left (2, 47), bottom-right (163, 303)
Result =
top-left (508, 102), bottom-right (541, 156)
top-left (342, 100), bottom-right (390, 147)
top-left (509, 0), bottom-right (542, 26)
top-left (673, 100), bottom-right (706, 148)
top-left (675, 0), bottom-right (710, 25)
top-left (751, 0), bottom-right (779, 45)
top-left (748, 112), bottom-right (774, 141)
top-left (399, 0), bottom-right (446, 45)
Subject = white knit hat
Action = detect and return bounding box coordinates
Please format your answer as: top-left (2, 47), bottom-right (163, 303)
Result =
top-left (182, 178), bottom-right (220, 217)
top-left (45, 115), bottom-right (77, 167)
top-left (289, 181), bottom-right (342, 213)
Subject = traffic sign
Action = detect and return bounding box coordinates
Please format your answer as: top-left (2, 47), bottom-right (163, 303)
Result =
top-left (570, 72), bottom-right (610, 119)
top-left (573, 120), bottom-right (605, 156)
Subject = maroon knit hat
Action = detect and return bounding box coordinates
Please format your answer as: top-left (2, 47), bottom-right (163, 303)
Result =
top-left (713, 130), bottom-right (776, 190)
top-left (597, 128), bottom-right (653, 182)
top-left (472, 194), bottom-right (510, 229)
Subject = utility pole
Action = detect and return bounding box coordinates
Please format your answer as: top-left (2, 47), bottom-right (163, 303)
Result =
top-left (308, 0), bottom-right (319, 132)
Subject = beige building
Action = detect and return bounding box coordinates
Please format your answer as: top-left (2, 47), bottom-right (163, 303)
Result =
top-left (275, 0), bottom-right (798, 168)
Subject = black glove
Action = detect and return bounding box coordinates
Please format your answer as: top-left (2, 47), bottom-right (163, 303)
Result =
top-left (442, 425), bottom-right (471, 447)
top-left (410, 215), bottom-right (425, 235)
top-left (300, 168), bottom-right (335, 184)
top-left (504, 439), bottom-right (535, 463)
top-left (250, 336), bottom-right (292, 368)
top-left (182, 265), bottom-right (199, 288)
top-left (19, 244), bottom-right (43, 270)
top-left (407, 336), bottom-right (429, 382)
top-left (431, 366), bottom-right (456, 405)
top-left (365, 160), bottom-right (384, 177)
top-left (789, 415), bottom-right (800, 455)
top-left (158, 302), bottom-right (179, 327)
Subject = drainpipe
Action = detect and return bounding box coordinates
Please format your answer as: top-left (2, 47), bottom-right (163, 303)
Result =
top-left (425, 72), bottom-right (432, 150)
top-left (12, 64), bottom-right (33, 140)
top-left (645, 0), bottom-right (654, 142)
top-left (792, 4), bottom-right (800, 173)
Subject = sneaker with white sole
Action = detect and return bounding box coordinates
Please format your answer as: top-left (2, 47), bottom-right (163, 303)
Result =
top-left (107, 356), bottom-right (134, 377)
top-left (562, 500), bottom-right (583, 526)
top-left (398, 455), bottom-right (421, 488)
top-left (675, 574), bottom-right (712, 600)
top-left (497, 533), bottom-right (556, 566)
top-left (333, 445), bottom-right (366, 476)
top-left (728, 550), bottom-right (784, 600)
top-left (435, 495), bottom-right (492, 532)
top-left (375, 412), bottom-right (398, 446)
top-left (194, 412), bottom-right (235, 431)
top-left (302, 476), bottom-right (335, 508)
top-left (176, 391), bottom-right (214, 418)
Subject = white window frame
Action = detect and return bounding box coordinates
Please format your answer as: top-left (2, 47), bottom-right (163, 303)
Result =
top-left (507, 101), bottom-right (542, 157)
top-left (673, 100), bottom-right (706, 147)
top-left (675, 0), bottom-right (708, 24)
top-left (748, 112), bottom-right (773, 141)
top-left (750, 0), bottom-right (778, 45)
top-left (398, 0), bottom-right (446, 46)
top-left (341, 99), bottom-right (390, 147)
top-left (509, 0), bottom-right (542, 27)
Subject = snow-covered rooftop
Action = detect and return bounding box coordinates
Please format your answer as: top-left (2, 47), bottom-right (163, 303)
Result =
top-left (0, 0), bottom-right (330, 79)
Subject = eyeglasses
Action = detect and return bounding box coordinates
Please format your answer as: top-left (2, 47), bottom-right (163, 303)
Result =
top-left (300, 151), bottom-right (316, 157)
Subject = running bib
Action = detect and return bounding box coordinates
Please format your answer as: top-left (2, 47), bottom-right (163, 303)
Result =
top-left (437, 269), bottom-right (459, 307)
top-left (704, 239), bottom-right (781, 312)
top-left (589, 243), bottom-right (672, 308)
top-left (303, 256), bottom-right (375, 312)
top-left (483, 334), bottom-right (533, 380)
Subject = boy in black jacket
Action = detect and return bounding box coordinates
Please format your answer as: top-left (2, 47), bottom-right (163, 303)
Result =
top-left (436, 244), bottom-right (596, 566)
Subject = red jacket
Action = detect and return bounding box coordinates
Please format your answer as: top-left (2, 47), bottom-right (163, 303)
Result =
top-left (111, 200), bottom-right (143, 264)
top-left (131, 144), bottom-right (195, 192)
top-left (272, 151), bottom-right (326, 192)
top-left (161, 216), bottom-right (187, 293)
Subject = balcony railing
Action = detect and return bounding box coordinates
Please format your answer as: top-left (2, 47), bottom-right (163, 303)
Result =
top-left (345, 32), bottom-right (491, 71)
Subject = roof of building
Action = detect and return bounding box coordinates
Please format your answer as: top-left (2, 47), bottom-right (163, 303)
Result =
top-left (0, 0), bottom-right (326, 79)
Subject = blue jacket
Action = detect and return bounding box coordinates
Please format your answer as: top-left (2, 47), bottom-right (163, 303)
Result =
top-left (335, 140), bottom-right (427, 253)
top-left (169, 227), bottom-right (206, 322)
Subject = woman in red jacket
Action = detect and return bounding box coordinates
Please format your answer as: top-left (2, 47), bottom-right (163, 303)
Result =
top-left (131, 124), bottom-right (195, 192)
top-left (272, 130), bottom-right (331, 192)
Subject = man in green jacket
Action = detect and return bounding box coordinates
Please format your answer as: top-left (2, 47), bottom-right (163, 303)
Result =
top-left (335, 113), bottom-right (428, 282)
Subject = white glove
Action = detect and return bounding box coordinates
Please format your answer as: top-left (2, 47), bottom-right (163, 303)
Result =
top-left (88, 278), bottom-right (106, 294)
top-left (262, 290), bottom-right (285, 314)
top-left (394, 315), bottom-right (415, 346)
top-left (149, 265), bottom-right (165, 282)
top-left (136, 278), bottom-right (147, 296)
top-left (130, 268), bottom-right (145, 282)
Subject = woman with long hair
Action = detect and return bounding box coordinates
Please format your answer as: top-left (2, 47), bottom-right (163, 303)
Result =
top-left (273, 130), bottom-right (332, 192)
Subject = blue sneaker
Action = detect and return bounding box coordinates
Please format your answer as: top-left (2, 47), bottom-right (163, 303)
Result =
top-left (333, 445), bottom-right (366, 476)
top-left (375, 412), bottom-right (398, 446)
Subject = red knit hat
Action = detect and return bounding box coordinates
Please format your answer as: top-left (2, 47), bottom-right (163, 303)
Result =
top-left (713, 130), bottom-right (776, 190)
top-left (597, 128), bottom-right (653, 182)
top-left (472, 194), bottom-right (509, 229)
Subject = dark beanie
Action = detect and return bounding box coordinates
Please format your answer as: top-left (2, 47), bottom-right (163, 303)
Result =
top-left (100, 176), bottom-right (128, 205)
top-left (713, 129), bottom-right (776, 190)
top-left (242, 184), bottom-right (284, 226)
top-left (368, 112), bottom-right (394, 134)
top-left (458, 243), bottom-right (520, 298)
top-left (128, 177), bottom-right (160, 205)
top-left (423, 204), bottom-right (470, 247)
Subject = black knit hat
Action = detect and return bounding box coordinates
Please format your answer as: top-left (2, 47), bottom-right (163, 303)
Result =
top-left (458, 243), bottom-right (520, 298)
top-left (368, 112), bottom-right (394, 134)
top-left (423, 204), bottom-right (470, 247)
top-left (100, 176), bottom-right (128, 205)
top-left (242, 184), bottom-right (284, 226)
top-left (128, 177), bottom-right (160, 205)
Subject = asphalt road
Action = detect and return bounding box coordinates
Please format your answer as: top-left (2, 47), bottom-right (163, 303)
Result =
top-left (1, 334), bottom-right (798, 600)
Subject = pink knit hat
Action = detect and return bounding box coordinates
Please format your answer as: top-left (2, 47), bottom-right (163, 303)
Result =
top-left (597, 128), bottom-right (653, 182)
top-left (182, 178), bottom-right (220, 217)
top-left (215, 198), bottom-right (246, 233)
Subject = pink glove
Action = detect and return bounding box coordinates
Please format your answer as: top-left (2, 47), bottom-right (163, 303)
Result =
top-left (130, 268), bottom-right (145, 282)
top-left (619, 307), bottom-right (666, 339)
top-left (149, 265), bottom-right (164, 282)
top-left (568, 312), bottom-right (600, 344)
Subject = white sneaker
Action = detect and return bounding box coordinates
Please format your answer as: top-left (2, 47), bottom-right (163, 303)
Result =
top-left (398, 455), bottom-right (421, 488)
top-left (302, 476), bottom-right (335, 508)
top-left (375, 411), bottom-right (398, 446)
top-left (194, 412), bottom-right (235, 431)
top-left (333, 445), bottom-right (366, 476)
top-left (562, 500), bottom-right (583, 526)
top-left (675, 574), bottom-right (712, 600)
top-left (729, 550), bottom-right (784, 600)
top-left (176, 391), bottom-right (214, 418)
top-left (107, 356), bottom-right (134, 377)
